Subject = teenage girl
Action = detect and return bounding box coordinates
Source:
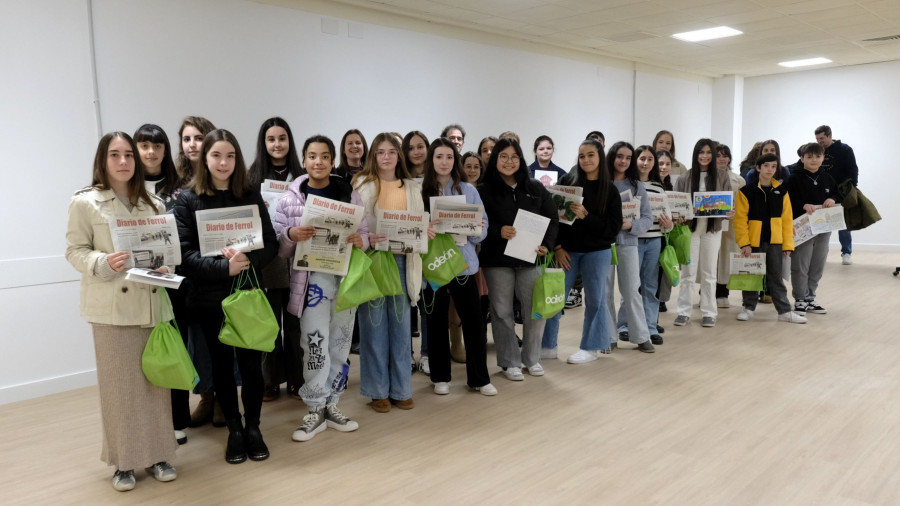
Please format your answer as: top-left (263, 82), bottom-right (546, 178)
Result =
top-left (352, 133), bottom-right (426, 412)
top-left (541, 139), bottom-right (622, 363)
top-left (478, 136), bottom-right (498, 169)
top-left (173, 116), bottom-right (220, 427)
top-left (421, 138), bottom-right (496, 396)
top-left (133, 123), bottom-right (190, 446)
top-left (528, 135), bottom-right (567, 181)
top-left (714, 144), bottom-right (745, 308)
top-left (606, 142), bottom-right (655, 352)
top-left (336, 129), bottom-right (367, 180)
top-left (174, 129), bottom-right (277, 464)
top-left (653, 130), bottom-right (687, 179)
top-left (462, 151), bottom-right (485, 184)
top-left (478, 138), bottom-right (559, 381)
top-left (401, 130), bottom-right (430, 369)
top-left (656, 150), bottom-right (675, 312)
top-left (273, 135), bottom-right (368, 441)
top-left (744, 139), bottom-right (790, 186)
top-left (672, 139), bottom-right (734, 328)
top-left (65, 132), bottom-right (177, 491)
top-left (248, 117), bottom-right (305, 402)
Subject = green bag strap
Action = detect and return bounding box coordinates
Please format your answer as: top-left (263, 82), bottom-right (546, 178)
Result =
top-left (158, 288), bottom-right (179, 333)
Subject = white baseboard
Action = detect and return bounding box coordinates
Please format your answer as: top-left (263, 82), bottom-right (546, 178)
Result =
top-left (0, 370), bottom-right (97, 406)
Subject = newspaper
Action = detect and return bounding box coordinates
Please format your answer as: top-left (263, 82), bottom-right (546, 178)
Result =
top-left (693, 191), bottom-right (733, 218)
top-left (108, 214), bottom-right (180, 270)
top-left (293, 195), bottom-right (364, 275)
top-left (534, 170), bottom-right (558, 187)
top-left (647, 192), bottom-right (670, 225)
top-left (666, 191), bottom-right (694, 220)
top-left (547, 187), bottom-right (584, 225)
top-left (504, 209), bottom-right (550, 263)
top-left (809, 205), bottom-right (846, 234)
top-left (622, 198), bottom-right (640, 222)
top-left (375, 209), bottom-right (430, 254)
top-left (549, 185), bottom-right (583, 197)
top-left (793, 213), bottom-right (814, 247)
top-left (125, 268), bottom-right (185, 289)
top-left (432, 201), bottom-right (484, 237)
top-left (261, 179), bottom-right (290, 220)
top-left (195, 205), bottom-right (264, 257)
top-left (430, 195), bottom-right (467, 245)
top-left (730, 252), bottom-right (766, 275)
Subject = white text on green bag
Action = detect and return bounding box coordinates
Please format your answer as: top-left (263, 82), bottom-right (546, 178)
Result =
top-left (545, 294), bottom-right (565, 305)
top-left (427, 248), bottom-right (457, 271)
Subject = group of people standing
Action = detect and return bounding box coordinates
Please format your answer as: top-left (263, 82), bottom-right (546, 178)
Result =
top-left (66, 117), bottom-right (855, 491)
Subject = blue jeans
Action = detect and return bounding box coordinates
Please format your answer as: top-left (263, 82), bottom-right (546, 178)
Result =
top-left (542, 249), bottom-right (613, 352)
top-left (358, 254), bottom-right (412, 401)
top-left (838, 229), bottom-right (852, 255)
top-left (617, 237), bottom-right (661, 334)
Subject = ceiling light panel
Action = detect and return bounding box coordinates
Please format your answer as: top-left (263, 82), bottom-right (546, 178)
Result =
top-left (672, 26), bottom-right (743, 42)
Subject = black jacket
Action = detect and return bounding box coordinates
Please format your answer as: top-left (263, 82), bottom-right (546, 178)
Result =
top-left (477, 167), bottom-right (558, 268)
top-left (556, 177), bottom-right (622, 253)
top-left (174, 188), bottom-right (277, 308)
top-left (783, 168), bottom-right (841, 220)
top-left (822, 140), bottom-right (858, 186)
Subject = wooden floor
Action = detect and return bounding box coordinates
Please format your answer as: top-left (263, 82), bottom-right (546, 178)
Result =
top-left (3, 251), bottom-right (899, 505)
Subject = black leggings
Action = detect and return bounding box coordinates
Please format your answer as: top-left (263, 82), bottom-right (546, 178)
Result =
top-left (424, 277), bottom-right (490, 388)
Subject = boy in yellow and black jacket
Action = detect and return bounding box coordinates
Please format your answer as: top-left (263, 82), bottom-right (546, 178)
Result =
top-left (733, 154), bottom-right (807, 324)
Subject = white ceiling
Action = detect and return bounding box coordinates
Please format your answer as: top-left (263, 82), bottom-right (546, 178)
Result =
top-left (309, 0), bottom-right (900, 77)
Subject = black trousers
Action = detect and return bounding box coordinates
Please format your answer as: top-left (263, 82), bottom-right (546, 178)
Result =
top-left (425, 277), bottom-right (490, 388)
top-left (196, 305), bottom-right (263, 425)
top-left (169, 287), bottom-right (192, 430)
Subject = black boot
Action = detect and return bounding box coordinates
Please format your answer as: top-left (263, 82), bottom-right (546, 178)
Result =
top-left (225, 419), bottom-right (247, 464)
top-left (243, 420), bottom-right (270, 462)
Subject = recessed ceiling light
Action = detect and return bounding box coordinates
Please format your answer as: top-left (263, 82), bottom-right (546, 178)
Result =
top-left (672, 26), bottom-right (742, 42)
top-left (778, 57), bottom-right (832, 68)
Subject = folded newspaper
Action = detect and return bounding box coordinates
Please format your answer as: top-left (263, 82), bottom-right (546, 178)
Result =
top-left (260, 179), bottom-right (290, 220)
top-left (730, 252), bottom-right (766, 275)
top-left (125, 268), bottom-right (185, 289)
top-left (196, 205), bottom-right (264, 257)
top-left (108, 214), bottom-right (180, 270)
top-left (375, 209), bottom-right (429, 254)
top-left (293, 195), bottom-right (364, 275)
top-left (432, 201), bottom-right (484, 236)
top-left (547, 185), bottom-right (583, 225)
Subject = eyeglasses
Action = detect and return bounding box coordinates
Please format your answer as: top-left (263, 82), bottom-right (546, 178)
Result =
top-left (498, 154), bottom-right (520, 163)
top-left (376, 150), bottom-right (398, 158)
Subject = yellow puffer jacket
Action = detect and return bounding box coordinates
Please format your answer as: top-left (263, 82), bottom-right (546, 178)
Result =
top-left (734, 179), bottom-right (794, 251)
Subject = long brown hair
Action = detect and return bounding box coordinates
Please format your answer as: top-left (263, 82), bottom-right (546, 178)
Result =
top-left (188, 129), bottom-right (252, 198)
top-left (421, 138), bottom-right (463, 208)
top-left (351, 132), bottom-right (410, 194)
top-left (91, 132), bottom-right (155, 208)
top-left (175, 116), bottom-right (216, 182)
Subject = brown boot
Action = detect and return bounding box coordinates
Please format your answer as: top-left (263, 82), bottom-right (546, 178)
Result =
top-left (212, 398), bottom-right (226, 427)
top-left (190, 389), bottom-right (214, 427)
top-left (449, 325), bottom-right (466, 363)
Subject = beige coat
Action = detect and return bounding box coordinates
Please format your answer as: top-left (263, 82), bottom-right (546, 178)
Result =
top-left (65, 188), bottom-right (173, 326)
top-left (353, 179), bottom-right (423, 305)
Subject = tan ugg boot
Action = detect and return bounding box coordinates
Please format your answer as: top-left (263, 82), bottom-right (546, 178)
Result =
top-left (189, 389), bottom-right (214, 427)
top-left (449, 324), bottom-right (466, 363)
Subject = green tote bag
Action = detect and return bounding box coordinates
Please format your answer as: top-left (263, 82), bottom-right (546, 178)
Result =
top-left (142, 290), bottom-right (199, 390)
top-left (367, 249), bottom-right (404, 297)
top-left (668, 224), bottom-right (691, 265)
top-left (421, 233), bottom-right (467, 291)
top-left (659, 234), bottom-right (681, 287)
top-left (532, 253), bottom-right (566, 320)
top-left (336, 247), bottom-right (382, 313)
top-left (219, 266), bottom-right (279, 352)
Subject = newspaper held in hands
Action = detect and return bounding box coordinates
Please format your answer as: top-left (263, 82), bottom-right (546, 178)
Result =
top-left (647, 193), bottom-right (670, 226)
top-left (730, 252), bottom-right (766, 275)
top-left (293, 195), bottom-right (364, 275)
top-left (261, 179), bottom-right (290, 220)
top-left (125, 268), bottom-right (185, 289)
top-left (108, 214), bottom-right (181, 270)
top-left (547, 186), bottom-right (584, 225)
top-left (503, 209), bottom-right (550, 263)
top-left (375, 209), bottom-right (430, 254)
top-left (793, 213), bottom-right (814, 247)
top-left (432, 201), bottom-right (484, 237)
top-left (534, 170), bottom-right (558, 187)
top-left (666, 191), bottom-right (694, 220)
top-left (809, 204), bottom-right (846, 234)
top-left (622, 199), bottom-right (640, 222)
top-left (196, 205), bottom-right (264, 257)
top-left (693, 191), bottom-right (733, 218)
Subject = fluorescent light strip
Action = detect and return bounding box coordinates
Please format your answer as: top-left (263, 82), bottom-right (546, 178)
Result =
top-left (778, 57), bottom-right (832, 68)
top-left (672, 26), bottom-right (742, 42)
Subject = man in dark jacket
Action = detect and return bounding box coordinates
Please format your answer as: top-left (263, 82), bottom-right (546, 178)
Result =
top-left (815, 125), bottom-right (858, 265)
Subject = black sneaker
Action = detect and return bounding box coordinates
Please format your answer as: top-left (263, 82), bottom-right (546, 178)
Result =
top-left (636, 341), bottom-right (655, 353)
top-left (656, 324), bottom-right (665, 334)
top-left (804, 300), bottom-right (827, 314)
top-left (565, 289), bottom-right (583, 309)
top-left (659, 302), bottom-right (667, 313)
top-left (618, 331), bottom-right (629, 342)
top-left (650, 335), bottom-right (663, 345)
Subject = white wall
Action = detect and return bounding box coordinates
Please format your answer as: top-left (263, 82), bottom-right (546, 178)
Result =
top-left (0, 0), bottom-right (715, 403)
top-left (742, 61), bottom-right (898, 250)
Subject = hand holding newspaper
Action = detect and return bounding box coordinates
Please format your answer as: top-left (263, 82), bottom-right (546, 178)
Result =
top-left (375, 209), bottom-right (430, 254)
top-left (666, 191), bottom-right (694, 220)
top-left (547, 186), bottom-right (584, 225)
top-left (293, 195), bottom-right (364, 275)
top-left (108, 214), bottom-right (181, 270)
top-left (195, 205), bottom-right (264, 257)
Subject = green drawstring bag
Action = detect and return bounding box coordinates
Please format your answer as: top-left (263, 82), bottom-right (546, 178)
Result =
top-left (368, 250), bottom-right (404, 297)
top-left (219, 266), bottom-right (279, 352)
top-left (142, 290), bottom-right (199, 390)
top-left (336, 247), bottom-right (382, 313)
top-left (659, 234), bottom-right (681, 287)
top-left (727, 273), bottom-right (764, 291)
top-left (610, 244), bottom-right (618, 265)
top-left (668, 224), bottom-right (692, 265)
top-left (532, 253), bottom-right (566, 320)
top-left (421, 233), bottom-right (467, 291)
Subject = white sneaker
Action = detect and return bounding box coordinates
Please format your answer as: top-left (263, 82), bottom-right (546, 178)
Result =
top-left (717, 297), bottom-right (730, 308)
top-left (419, 355), bottom-right (430, 375)
top-left (503, 367), bottom-right (525, 381)
top-left (526, 363), bottom-right (545, 376)
top-left (541, 347), bottom-right (558, 359)
top-left (567, 349), bottom-right (601, 364)
top-left (433, 382), bottom-right (450, 395)
top-left (292, 410), bottom-right (326, 442)
top-left (778, 311), bottom-right (808, 324)
top-left (112, 470), bottom-right (135, 492)
top-left (841, 253), bottom-right (852, 265)
top-left (737, 308), bottom-right (754, 321)
top-left (174, 429), bottom-right (187, 445)
top-left (475, 383), bottom-right (498, 396)
top-left (145, 462), bottom-right (177, 482)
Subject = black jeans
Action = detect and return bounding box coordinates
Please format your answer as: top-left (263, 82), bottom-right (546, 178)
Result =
top-left (425, 276), bottom-right (490, 388)
top-left (196, 305), bottom-right (264, 425)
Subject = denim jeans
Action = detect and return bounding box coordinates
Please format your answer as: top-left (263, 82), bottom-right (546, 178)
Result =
top-left (617, 237), bottom-right (661, 334)
top-left (607, 244), bottom-right (650, 344)
top-left (542, 249), bottom-right (613, 352)
top-left (358, 254), bottom-right (412, 401)
top-left (838, 229), bottom-right (852, 255)
top-left (483, 266), bottom-right (545, 368)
